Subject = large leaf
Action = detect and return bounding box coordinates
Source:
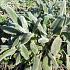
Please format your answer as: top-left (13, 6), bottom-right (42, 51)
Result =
top-left (19, 44), bottom-right (29, 60)
top-left (0, 46), bottom-right (16, 61)
top-left (51, 36), bottom-right (62, 56)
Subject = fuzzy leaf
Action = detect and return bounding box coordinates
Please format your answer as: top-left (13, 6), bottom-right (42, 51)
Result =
top-left (30, 41), bottom-right (38, 55)
top-left (0, 47), bottom-right (16, 61)
top-left (51, 36), bottom-right (62, 56)
top-left (19, 44), bottom-right (29, 60)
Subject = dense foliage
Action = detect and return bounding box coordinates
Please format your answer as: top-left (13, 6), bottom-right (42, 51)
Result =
top-left (0, 0), bottom-right (70, 70)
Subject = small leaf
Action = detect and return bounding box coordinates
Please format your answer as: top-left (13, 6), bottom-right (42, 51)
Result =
top-left (38, 35), bottom-right (49, 44)
top-left (30, 40), bottom-right (38, 55)
top-left (19, 44), bottom-right (29, 60)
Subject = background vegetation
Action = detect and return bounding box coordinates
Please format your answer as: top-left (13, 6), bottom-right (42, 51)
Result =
top-left (0, 0), bottom-right (70, 70)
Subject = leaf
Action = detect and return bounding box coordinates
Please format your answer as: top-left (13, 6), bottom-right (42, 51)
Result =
top-left (42, 56), bottom-right (50, 70)
top-left (5, 6), bottom-right (18, 24)
top-left (38, 35), bottom-right (49, 44)
top-left (19, 44), bottom-right (29, 60)
top-left (19, 16), bottom-right (29, 32)
top-left (1, 26), bottom-right (19, 35)
top-left (0, 45), bottom-right (9, 54)
top-left (27, 12), bottom-right (37, 23)
top-left (12, 37), bottom-right (19, 47)
top-left (20, 33), bottom-right (34, 44)
top-left (43, 14), bottom-right (53, 25)
top-left (0, 46), bottom-right (16, 61)
top-left (48, 52), bottom-right (58, 69)
top-left (66, 55), bottom-right (70, 70)
top-left (0, 0), bottom-right (9, 6)
top-left (51, 36), bottom-right (62, 56)
top-left (24, 66), bottom-right (32, 70)
top-left (37, 23), bottom-right (47, 35)
top-left (30, 40), bottom-right (38, 55)
top-left (15, 53), bottom-right (21, 66)
top-left (32, 55), bottom-right (40, 70)
top-left (60, 0), bottom-right (66, 16)
top-left (51, 17), bottom-right (64, 34)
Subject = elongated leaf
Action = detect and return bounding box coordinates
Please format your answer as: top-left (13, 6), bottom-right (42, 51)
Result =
top-left (19, 44), bottom-right (29, 60)
top-left (27, 12), bottom-right (37, 23)
top-left (20, 33), bottom-right (34, 44)
top-left (19, 16), bottom-right (29, 32)
top-left (60, 0), bottom-right (66, 16)
top-left (51, 36), bottom-right (62, 56)
top-left (1, 26), bottom-right (19, 35)
top-left (12, 37), bottom-right (19, 47)
top-left (24, 66), bottom-right (32, 70)
top-left (66, 55), bottom-right (70, 70)
top-left (32, 56), bottom-right (40, 70)
top-left (15, 53), bottom-right (21, 66)
top-left (0, 47), bottom-right (16, 61)
top-left (51, 17), bottom-right (64, 34)
top-left (48, 52), bottom-right (58, 69)
top-left (30, 40), bottom-right (38, 55)
top-left (0, 45), bottom-right (9, 54)
top-left (5, 6), bottom-right (18, 24)
top-left (67, 40), bottom-right (70, 55)
top-left (42, 56), bottom-right (50, 70)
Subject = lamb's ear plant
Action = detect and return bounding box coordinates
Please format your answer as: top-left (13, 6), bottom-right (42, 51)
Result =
top-left (0, 0), bottom-right (70, 70)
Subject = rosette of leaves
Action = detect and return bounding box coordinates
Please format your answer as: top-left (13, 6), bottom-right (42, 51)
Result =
top-left (0, 0), bottom-right (70, 70)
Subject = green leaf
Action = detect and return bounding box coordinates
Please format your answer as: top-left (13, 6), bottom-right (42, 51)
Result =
top-left (20, 33), bottom-right (34, 44)
top-left (19, 44), bottom-right (29, 60)
top-left (30, 40), bottom-right (38, 55)
top-left (0, 45), bottom-right (9, 54)
top-left (42, 56), bottom-right (50, 70)
top-left (15, 53), bottom-right (21, 66)
top-left (12, 37), bottom-right (19, 47)
top-left (5, 6), bottom-right (18, 24)
top-left (1, 26), bottom-right (19, 35)
top-left (19, 16), bottom-right (29, 32)
top-left (51, 36), bottom-right (62, 56)
top-left (66, 55), bottom-right (70, 70)
top-left (32, 55), bottom-right (40, 70)
top-left (0, 46), bottom-right (16, 61)
top-left (27, 12), bottom-right (37, 23)
top-left (51, 17), bottom-right (64, 34)
top-left (38, 35), bottom-right (49, 44)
